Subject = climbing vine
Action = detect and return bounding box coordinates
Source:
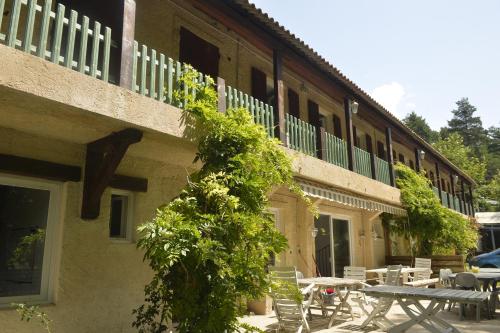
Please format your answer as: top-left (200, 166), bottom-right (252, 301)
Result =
top-left (382, 163), bottom-right (478, 256)
top-left (133, 68), bottom-right (306, 332)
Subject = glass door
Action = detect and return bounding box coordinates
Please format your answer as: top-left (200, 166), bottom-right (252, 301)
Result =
top-left (314, 214), bottom-right (351, 277)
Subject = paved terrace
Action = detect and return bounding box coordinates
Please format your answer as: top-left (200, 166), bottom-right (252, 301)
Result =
top-left (240, 302), bottom-right (500, 332)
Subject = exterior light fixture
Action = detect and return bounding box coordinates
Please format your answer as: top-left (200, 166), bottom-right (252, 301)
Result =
top-left (453, 175), bottom-right (459, 185)
top-left (311, 227), bottom-right (319, 238)
top-left (350, 100), bottom-right (359, 114)
top-left (419, 149), bottom-right (425, 161)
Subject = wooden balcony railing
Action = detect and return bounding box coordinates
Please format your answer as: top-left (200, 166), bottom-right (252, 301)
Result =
top-left (354, 146), bottom-right (372, 178)
top-left (324, 132), bottom-right (348, 169)
top-left (285, 113), bottom-right (317, 157)
top-left (0, 0), bottom-right (112, 82)
top-left (375, 156), bottom-right (391, 185)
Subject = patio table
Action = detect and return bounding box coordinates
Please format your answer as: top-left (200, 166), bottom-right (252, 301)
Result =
top-left (362, 285), bottom-right (490, 333)
top-left (449, 271), bottom-right (500, 316)
top-left (366, 267), bottom-right (431, 283)
top-left (297, 277), bottom-right (361, 328)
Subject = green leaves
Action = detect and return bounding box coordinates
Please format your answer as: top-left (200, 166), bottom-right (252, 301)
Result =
top-left (388, 163), bottom-right (478, 256)
top-left (134, 68), bottom-right (297, 332)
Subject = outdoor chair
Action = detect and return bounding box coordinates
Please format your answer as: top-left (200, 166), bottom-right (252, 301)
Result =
top-left (451, 272), bottom-right (489, 321)
top-left (409, 257), bottom-right (432, 280)
top-left (358, 265), bottom-right (402, 331)
top-left (269, 266), bottom-right (316, 333)
top-left (341, 266), bottom-right (372, 319)
top-left (439, 268), bottom-right (453, 288)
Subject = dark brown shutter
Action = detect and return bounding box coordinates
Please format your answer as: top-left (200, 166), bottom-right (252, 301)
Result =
top-left (287, 88), bottom-right (300, 119)
top-left (377, 141), bottom-right (386, 160)
top-left (333, 115), bottom-right (342, 139)
top-left (307, 100), bottom-right (322, 156)
top-left (398, 153), bottom-right (405, 163)
top-left (392, 150), bottom-right (397, 162)
top-left (251, 67), bottom-right (267, 102)
top-left (429, 171), bottom-right (435, 185)
top-left (409, 160), bottom-right (415, 170)
top-left (365, 134), bottom-right (373, 154)
top-left (179, 27), bottom-right (220, 79)
top-left (353, 126), bottom-right (359, 147)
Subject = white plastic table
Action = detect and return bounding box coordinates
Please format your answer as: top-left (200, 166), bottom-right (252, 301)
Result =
top-left (362, 285), bottom-right (490, 333)
top-left (298, 277), bottom-right (361, 328)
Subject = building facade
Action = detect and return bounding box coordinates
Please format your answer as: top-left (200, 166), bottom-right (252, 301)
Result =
top-left (0, 0), bottom-right (475, 331)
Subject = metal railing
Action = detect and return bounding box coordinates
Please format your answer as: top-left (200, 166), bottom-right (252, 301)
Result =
top-left (0, 0), bottom-right (112, 81)
top-left (285, 113), bottom-right (317, 157)
top-left (375, 156), bottom-right (390, 185)
top-left (324, 132), bottom-right (348, 169)
top-left (354, 147), bottom-right (372, 178)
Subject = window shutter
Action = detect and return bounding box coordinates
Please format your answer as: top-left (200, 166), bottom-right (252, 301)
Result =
top-left (377, 141), bottom-right (386, 160)
top-left (180, 27), bottom-right (220, 79)
top-left (333, 115), bottom-right (342, 139)
top-left (307, 100), bottom-right (321, 156)
top-left (287, 88), bottom-right (300, 119)
top-left (365, 134), bottom-right (373, 154)
top-left (251, 67), bottom-right (267, 102)
top-left (398, 153), bottom-right (405, 163)
top-left (353, 126), bottom-right (359, 147)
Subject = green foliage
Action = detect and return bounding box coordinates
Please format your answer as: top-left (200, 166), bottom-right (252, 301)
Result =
top-left (133, 68), bottom-right (305, 333)
top-left (403, 111), bottom-right (439, 143)
top-left (477, 171), bottom-right (500, 211)
top-left (486, 126), bottom-right (500, 180)
top-left (446, 98), bottom-right (488, 156)
top-left (13, 303), bottom-right (52, 333)
top-left (386, 163), bottom-right (478, 255)
top-left (9, 229), bottom-right (45, 268)
top-left (433, 132), bottom-right (487, 183)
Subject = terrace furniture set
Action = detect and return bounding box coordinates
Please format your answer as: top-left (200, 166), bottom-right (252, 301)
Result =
top-left (269, 262), bottom-right (497, 333)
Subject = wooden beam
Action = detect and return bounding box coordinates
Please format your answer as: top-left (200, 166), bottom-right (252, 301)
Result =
top-left (119, 0), bottom-right (136, 89)
top-left (461, 179), bottom-right (467, 215)
top-left (468, 184), bottom-right (475, 216)
top-left (436, 163), bottom-right (443, 204)
top-left (273, 49), bottom-right (286, 144)
top-left (110, 174), bottom-right (147, 192)
top-left (0, 154), bottom-right (81, 182)
top-left (414, 148), bottom-right (421, 172)
top-left (81, 128), bottom-right (143, 219)
top-left (344, 98), bottom-right (355, 171)
top-left (385, 127), bottom-right (395, 187)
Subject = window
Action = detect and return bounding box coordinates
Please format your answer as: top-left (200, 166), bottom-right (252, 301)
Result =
top-left (398, 153), bottom-right (405, 164)
top-left (109, 191), bottom-right (133, 241)
top-left (180, 27), bottom-right (220, 79)
top-left (409, 159), bottom-right (415, 170)
top-left (377, 141), bottom-right (386, 160)
top-left (332, 115), bottom-right (342, 139)
top-left (287, 88), bottom-right (300, 119)
top-left (0, 175), bottom-right (61, 304)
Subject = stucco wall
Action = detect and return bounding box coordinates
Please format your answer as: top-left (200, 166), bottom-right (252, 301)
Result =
top-left (0, 128), bottom-right (190, 332)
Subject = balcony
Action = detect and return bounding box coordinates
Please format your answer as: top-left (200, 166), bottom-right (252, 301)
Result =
top-left (0, 0), bottom-right (474, 216)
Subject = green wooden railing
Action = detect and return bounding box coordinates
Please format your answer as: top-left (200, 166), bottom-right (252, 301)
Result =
top-left (285, 113), bottom-right (317, 157)
top-left (375, 156), bottom-right (390, 185)
top-left (324, 132), bottom-right (348, 169)
top-left (354, 147), bottom-right (372, 178)
top-left (432, 186), bottom-right (439, 197)
top-left (440, 191), bottom-right (449, 208)
top-left (226, 86), bottom-right (274, 137)
top-left (0, 0), bottom-right (112, 81)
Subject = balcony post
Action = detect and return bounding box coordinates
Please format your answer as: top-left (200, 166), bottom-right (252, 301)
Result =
top-left (119, 0), bottom-right (136, 89)
top-left (273, 49), bottom-right (287, 145)
top-left (461, 178), bottom-right (467, 215)
top-left (436, 163), bottom-right (443, 204)
top-left (385, 127), bottom-right (395, 187)
top-left (414, 147), bottom-right (421, 172)
top-left (217, 77), bottom-right (226, 113)
top-left (453, 174), bottom-right (464, 213)
top-left (344, 98), bottom-right (355, 172)
top-left (468, 183), bottom-right (475, 216)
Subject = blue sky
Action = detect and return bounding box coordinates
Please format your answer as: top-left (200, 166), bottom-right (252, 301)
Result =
top-left (249, 0), bottom-right (500, 130)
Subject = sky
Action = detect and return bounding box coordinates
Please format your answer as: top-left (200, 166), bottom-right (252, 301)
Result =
top-left (249, 0), bottom-right (500, 130)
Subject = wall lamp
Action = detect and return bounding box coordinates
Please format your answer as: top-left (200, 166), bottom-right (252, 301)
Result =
top-left (453, 174), bottom-right (459, 185)
top-left (350, 100), bottom-right (359, 115)
top-left (311, 227), bottom-right (319, 238)
top-left (419, 149), bottom-right (426, 161)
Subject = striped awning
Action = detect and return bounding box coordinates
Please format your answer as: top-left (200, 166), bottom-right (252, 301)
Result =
top-left (298, 180), bottom-right (406, 216)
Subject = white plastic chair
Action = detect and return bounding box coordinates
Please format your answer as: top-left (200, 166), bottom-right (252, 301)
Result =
top-left (269, 266), bottom-right (315, 333)
top-left (359, 265), bottom-right (402, 331)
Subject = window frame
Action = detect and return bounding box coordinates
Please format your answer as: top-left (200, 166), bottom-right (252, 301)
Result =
top-left (109, 189), bottom-right (134, 243)
top-left (0, 173), bottom-right (63, 306)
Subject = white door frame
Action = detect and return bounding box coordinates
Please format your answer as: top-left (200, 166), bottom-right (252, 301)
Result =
top-left (316, 211), bottom-right (353, 277)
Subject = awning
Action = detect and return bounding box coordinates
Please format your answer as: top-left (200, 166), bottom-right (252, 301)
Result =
top-left (297, 180), bottom-right (406, 216)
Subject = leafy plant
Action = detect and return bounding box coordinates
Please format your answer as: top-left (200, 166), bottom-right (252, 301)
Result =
top-left (13, 303), bottom-right (52, 333)
top-left (383, 163), bottom-right (478, 256)
top-left (133, 68), bottom-right (306, 332)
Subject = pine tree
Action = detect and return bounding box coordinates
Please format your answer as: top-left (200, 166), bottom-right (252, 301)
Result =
top-left (403, 111), bottom-right (439, 143)
top-left (446, 98), bottom-right (487, 156)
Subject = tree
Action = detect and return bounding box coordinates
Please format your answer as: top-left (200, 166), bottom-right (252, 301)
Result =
top-left (403, 111), bottom-right (439, 143)
top-left (433, 133), bottom-right (487, 184)
top-left (384, 163), bottom-right (478, 256)
top-left (486, 126), bottom-right (500, 180)
top-left (446, 98), bottom-right (488, 156)
top-left (133, 69), bottom-right (306, 332)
